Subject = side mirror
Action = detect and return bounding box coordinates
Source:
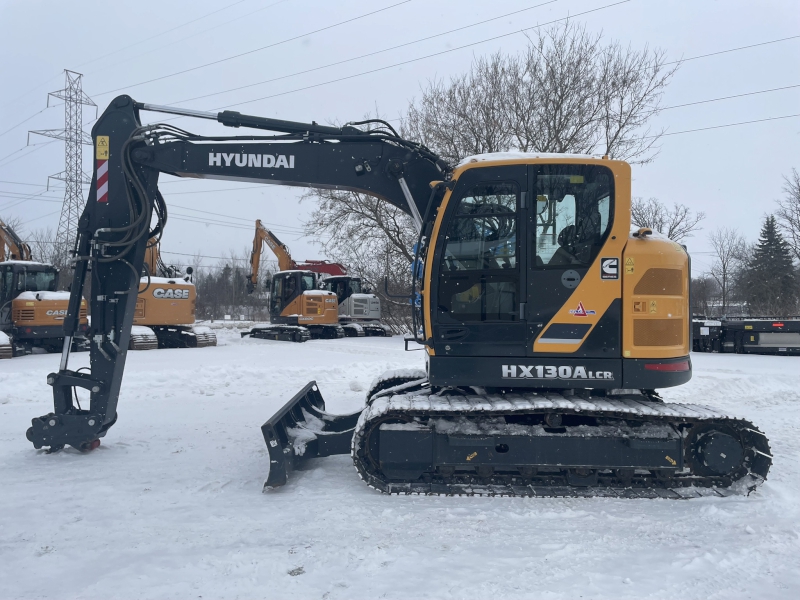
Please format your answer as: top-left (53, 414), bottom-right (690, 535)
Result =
top-left (186, 266), bottom-right (194, 275)
top-left (536, 195), bottom-right (548, 215)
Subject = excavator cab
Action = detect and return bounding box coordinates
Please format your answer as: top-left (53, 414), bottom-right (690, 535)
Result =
top-left (0, 262), bottom-right (88, 354)
top-left (320, 275), bottom-right (361, 304)
top-left (269, 271), bottom-right (315, 317)
top-left (320, 275), bottom-right (386, 336)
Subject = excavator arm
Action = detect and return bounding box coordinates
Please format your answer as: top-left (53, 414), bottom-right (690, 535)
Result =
top-left (0, 218), bottom-right (32, 261)
top-left (247, 220), bottom-right (296, 293)
top-left (26, 96), bottom-right (446, 451)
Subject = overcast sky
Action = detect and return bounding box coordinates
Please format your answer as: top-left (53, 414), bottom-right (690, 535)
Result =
top-left (1, 0), bottom-right (798, 274)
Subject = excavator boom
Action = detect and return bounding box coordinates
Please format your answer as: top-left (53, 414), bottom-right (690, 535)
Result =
top-left (0, 218), bottom-right (32, 261)
top-left (26, 96), bottom-right (443, 452)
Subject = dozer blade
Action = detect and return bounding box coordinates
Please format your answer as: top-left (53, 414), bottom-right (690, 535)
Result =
top-left (262, 381), bottom-right (361, 490)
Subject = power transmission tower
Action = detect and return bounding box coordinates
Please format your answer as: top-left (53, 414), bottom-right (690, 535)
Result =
top-left (29, 69), bottom-right (96, 267)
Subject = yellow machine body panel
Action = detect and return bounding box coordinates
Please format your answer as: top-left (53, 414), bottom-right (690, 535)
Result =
top-left (280, 291), bottom-right (340, 325)
top-left (622, 235), bottom-right (690, 359)
top-left (133, 278), bottom-right (197, 327)
top-left (12, 296), bottom-right (88, 328)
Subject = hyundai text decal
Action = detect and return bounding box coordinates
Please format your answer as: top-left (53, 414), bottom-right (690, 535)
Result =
top-left (569, 301), bottom-right (596, 317)
top-left (502, 365), bottom-right (614, 380)
top-left (208, 153), bottom-right (295, 168)
top-left (153, 288), bottom-right (190, 299)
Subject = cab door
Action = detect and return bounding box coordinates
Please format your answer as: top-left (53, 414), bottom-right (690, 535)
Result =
top-left (525, 164), bottom-right (616, 356)
top-left (432, 165), bottom-right (528, 357)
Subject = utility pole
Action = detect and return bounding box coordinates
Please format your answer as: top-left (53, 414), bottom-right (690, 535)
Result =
top-left (29, 69), bottom-right (96, 269)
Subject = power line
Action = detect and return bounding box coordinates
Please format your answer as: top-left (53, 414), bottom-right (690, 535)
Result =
top-left (85, 1), bottom-right (291, 78)
top-left (168, 202), bottom-right (306, 231)
top-left (169, 29), bottom-right (800, 113)
top-left (657, 113), bottom-right (800, 138)
top-left (0, 140), bottom-right (58, 167)
top-left (660, 83), bottom-right (800, 112)
top-left (169, 211), bottom-right (304, 235)
top-left (0, 106), bottom-right (52, 139)
top-left (213, 1), bottom-right (639, 111)
top-left (168, 0), bottom-right (561, 106)
top-left (94, 0), bottom-right (412, 97)
top-left (0, 73), bottom-right (63, 111)
top-left (0, 179), bottom-right (66, 187)
top-left (76, 0), bottom-right (251, 70)
top-left (665, 34), bottom-right (800, 67)
top-left (163, 184), bottom-right (267, 195)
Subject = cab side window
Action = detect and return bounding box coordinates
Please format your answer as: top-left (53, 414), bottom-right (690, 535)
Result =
top-left (270, 277), bottom-right (283, 313)
top-left (438, 182), bottom-right (519, 322)
top-left (534, 166), bottom-right (613, 268)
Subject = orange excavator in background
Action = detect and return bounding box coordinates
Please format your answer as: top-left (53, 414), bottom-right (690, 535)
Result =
top-left (0, 218), bottom-right (88, 358)
top-left (127, 238), bottom-right (216, 350)
top-left (243, 220), bottom-right (342, 342)
top-left (247, 219), bottom-right (389, 336)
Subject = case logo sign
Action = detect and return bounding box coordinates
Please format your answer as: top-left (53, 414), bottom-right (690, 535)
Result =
top-left (502, 365), bottom-right (614, 380)
top-left (569, 301), bottom-right (596, 317)
top-left (600, 257), bottom-right (619, 280)
top-left (46, 309), bottom-right (68, 316)
top-left (153, 288), bottom-right (190, 299)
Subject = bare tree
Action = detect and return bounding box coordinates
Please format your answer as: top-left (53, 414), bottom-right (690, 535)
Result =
top-left (690, 276), bottom-right (719, 316)
top-left (403, 53), bottom-right (513, 166)
top-left (403, 21), bottom-right (679, 164)
top-left (708, 227), bottom-right (746, 315)
top-left (776, 167), bottom-right (800, 262)
top-left (307, 22), bottom-right (679, 330)
top-left (304, 190), bottom-right (417, 332)
top-left (25, 227), bottom-right (64, 266)
top-left (631, 197), bottom-right (705, 241)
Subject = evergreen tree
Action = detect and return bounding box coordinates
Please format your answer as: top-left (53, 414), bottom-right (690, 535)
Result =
top-left (742, 215), bottom-right (798, 316)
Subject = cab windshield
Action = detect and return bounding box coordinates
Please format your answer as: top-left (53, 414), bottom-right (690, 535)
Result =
top-left (301, 274), bottom-right (315, 291)
top-left (19, 267), bottom-right (58, 293)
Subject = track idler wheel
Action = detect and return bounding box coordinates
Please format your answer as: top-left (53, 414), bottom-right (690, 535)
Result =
top-left (695, 431), bottom-right (744, 476)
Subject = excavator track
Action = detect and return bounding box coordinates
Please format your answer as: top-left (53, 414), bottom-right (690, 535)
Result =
top-left (350, 385), bottom-right (772, 499)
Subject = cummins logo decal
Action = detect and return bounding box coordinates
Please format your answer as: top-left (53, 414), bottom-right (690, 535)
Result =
top-left (153, 288), bottom-right (190, 299)
top-left (502, 365), bottom-right (614, 380)
top-left (208, 153), bottom-right (295, 168)
top-left (600, 257), bottom-right (619, 280)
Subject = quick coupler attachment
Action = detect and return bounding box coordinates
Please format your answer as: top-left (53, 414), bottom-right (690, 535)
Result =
top-left (27, 370), bottom-right (112, 452)
top-left (261, 380), bottom-right (361, 490)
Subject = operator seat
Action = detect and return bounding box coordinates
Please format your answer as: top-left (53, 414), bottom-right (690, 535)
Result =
top-left (548, 225), bottom-right (580, 266)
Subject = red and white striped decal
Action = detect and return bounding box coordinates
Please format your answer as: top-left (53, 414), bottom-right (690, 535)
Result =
top-left (96, 159), bottom-right (109, 203)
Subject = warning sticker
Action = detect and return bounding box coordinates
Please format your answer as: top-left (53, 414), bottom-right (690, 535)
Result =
top-left (96, 136), bottom-right (109, 160)
top-left (649, 300), bottom-right (657, 314)
top-left (625, 257), bottom-right (634, 275)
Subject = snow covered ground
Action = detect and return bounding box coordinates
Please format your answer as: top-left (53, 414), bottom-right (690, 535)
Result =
top-left (1, 331), bottom-right (799, 599)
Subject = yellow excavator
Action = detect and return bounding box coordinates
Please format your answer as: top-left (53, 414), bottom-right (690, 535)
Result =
top-left (0, 218), bottom-right (88, 358)
top-left (27, 99), bottom-right (771, 500)
top-left (127, 238), bottom-right (216, 350)
top-left (243, 218), bottom-right (343, 341)
top-left (247, 218), bottom-right (388, 337)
